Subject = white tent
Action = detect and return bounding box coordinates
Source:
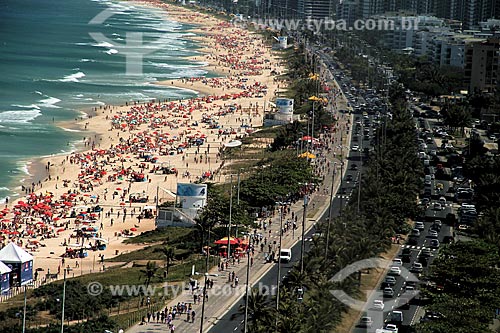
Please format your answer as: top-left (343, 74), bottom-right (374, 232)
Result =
top-left (0, 242), bottom-right (34, 264)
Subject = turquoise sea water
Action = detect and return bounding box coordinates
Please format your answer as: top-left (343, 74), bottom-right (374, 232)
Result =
top-left (0, 0), bottom-right (207, 201)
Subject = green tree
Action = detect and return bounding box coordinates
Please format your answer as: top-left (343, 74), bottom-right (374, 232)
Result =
top-left (154, 246), bottom-right (175, 275)
top-left (140, 261), bottom-right (158, 288)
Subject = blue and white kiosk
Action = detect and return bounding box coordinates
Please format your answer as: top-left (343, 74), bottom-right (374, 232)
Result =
top-left (0, 242), bottom-right (33, 287)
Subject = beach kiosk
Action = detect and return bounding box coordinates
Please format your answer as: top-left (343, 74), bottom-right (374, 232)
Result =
top-left (0, 261), bottom-right (11, 294)
top-left (0, 243), bottom-right (33, 287)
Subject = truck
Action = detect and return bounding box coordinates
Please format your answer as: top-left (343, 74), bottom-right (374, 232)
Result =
top-left (279, 249), bottom-right (292, 263)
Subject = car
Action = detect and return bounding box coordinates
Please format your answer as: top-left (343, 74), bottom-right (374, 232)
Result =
top-left (489, 134), bottom-right (497, 141)
top-left (404, 284), bottom-right (416, 292)
top-left (346, 174), bottom-right (353, 182)
top-left (387, 311), bottom-right (404, 326)
top-left (411, 228), bottom-right (421, 237)
top-left (421, 197), bottom-right (430, 205)
top-left (383, 287), bottom-right (395, 297)
top-left (411, 262), bottom-right (423, 273)
top-left (389, 266), bottom-right (401, 276)
top-left (384, 323), bottom-right (399, 332)
top-left (420, 248), bottom-right (432, 258)
top-left (351, 164), bottom-right (358, 171)
top-left (384, 276), bottom-right (397, 286)
top-left (438, 196), bottom-right (446, 205)
top-left (373, 299), bottom-right (385, 310)
top-left (405, 280), bottom-right (418, 289)
top-left (433, 202), bottom-right (443, 211)
top-left (430, 239), bottom-right (440, 248)
top-left (351, 145), bottom-right (359, 151)
top-left (430, 221), bottom-right (442, 231)
top-left (392, 258), bottom-right (403, 266)
top-left (415, 221), bottom-right (425, 230)
top-left (358, 316), bottom-right (373, 327)
top-left (428, 230), bottom-right (439, 239)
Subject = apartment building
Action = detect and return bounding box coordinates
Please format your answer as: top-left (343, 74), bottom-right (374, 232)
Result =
top-left (465, 38), bottom-right (500, 92)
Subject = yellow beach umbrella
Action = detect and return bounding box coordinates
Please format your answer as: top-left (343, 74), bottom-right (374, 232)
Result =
top-left (299, 152), bottom-right (316, 159)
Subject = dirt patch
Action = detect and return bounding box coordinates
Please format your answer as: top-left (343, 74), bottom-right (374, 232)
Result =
top-left (336, 244), bottom-right (400, 332)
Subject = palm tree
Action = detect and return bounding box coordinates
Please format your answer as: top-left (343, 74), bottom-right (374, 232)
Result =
top-left (231, 287), bottom-right (275, 331)
top-left (140, 261), bottom-right (158, 288)
top-left (154, 246), bottom-right (175, 276)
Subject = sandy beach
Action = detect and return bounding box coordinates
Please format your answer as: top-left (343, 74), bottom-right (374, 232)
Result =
top-left (0, 1), bottom-right (287, 284)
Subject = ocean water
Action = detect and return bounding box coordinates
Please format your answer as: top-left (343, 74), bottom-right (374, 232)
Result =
top-left (0, 0), bottom-right (209, 201)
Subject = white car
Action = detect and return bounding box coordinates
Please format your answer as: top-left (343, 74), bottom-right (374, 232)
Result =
top-left (385, 323), bottom-right (399, 332)
top-left (411, 262), bottom-right (423, 273)
top-left (373, 299), bottom-right (385, 310)
top-left (415, 221), bottom-right (425, 230)
top-left (351, 145), bottom-right (359, 151)
top-left (392, 258), bottom-right (403, 266)
top-left (383, 287), bottom-right (395, 297)
top-left (389, 266), bottom-right (401, 276)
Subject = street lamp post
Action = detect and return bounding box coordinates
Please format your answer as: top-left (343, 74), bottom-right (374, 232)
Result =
top-left (227, 175), bottom-right (233, 260)
top-left (300, 195), bottom-right (308, 274)
top-left (275, 203), bottom-right (284, 332)
top-left (199, 225), bottom-right (211, 333)
top-left (243, 236), bottom-right (253, 333)
top-left (61, 268), bottom-right (67, 333)
top-left (357, 124), bottom-right (363, 214)
top-left (339, 129), bottom-right (344, 217)
top-left (325, 162), bottom-right (337, 259)
top-left (22, 285), bottom-right (27, 333)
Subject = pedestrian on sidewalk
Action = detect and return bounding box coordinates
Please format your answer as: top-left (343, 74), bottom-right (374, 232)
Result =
top-left (191, 310), bottom-right (196, 323)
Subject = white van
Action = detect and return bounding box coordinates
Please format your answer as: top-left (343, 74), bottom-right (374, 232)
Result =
top-left (280, 249), bottom-right (292, 263)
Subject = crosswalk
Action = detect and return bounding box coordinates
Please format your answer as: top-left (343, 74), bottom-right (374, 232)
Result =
top-left (401, 244), bottom-right (437, 251)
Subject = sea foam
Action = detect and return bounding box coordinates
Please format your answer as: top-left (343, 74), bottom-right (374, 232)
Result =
top-left (60, 72), bottom-right (86, 83)
top-left (0, 109), bottom-right (41, 124)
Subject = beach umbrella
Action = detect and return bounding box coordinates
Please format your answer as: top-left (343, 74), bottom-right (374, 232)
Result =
top-left (214, 237), bottom-right (239, 245)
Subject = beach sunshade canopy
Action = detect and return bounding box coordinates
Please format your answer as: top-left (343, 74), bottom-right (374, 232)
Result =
top-left (0, 242), bottom-right (33, 264)
top-left (224, 140), bottom-right (242, 148)
top-left (214, 237), bottom-right (239, 245)
top-left (298, 152), bottom-right (316, 159)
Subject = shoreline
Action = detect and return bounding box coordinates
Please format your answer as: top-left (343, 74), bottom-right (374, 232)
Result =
top-left (0, 0), bottom-right (287, 285)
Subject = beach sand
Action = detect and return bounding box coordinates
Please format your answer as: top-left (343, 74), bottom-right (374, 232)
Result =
top-left (1, 1), bottom-right (287, 284)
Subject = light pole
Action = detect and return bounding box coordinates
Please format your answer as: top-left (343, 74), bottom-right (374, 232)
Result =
top-left (339, 129), bottom-right (344, 217)
top-left (199, 225), bottom-right (212, 333)
top-left (243, 236), bottom-right (253, 333)
top-left (227, 174), bottom-right (233, 260)
top-left (22, 285), bottom-right (27, 333)
top-left (275, 203), bottom-right (284, 332)
top-left (300, 195), bottom-right (308, 274)
top-left (235, 168), bottom-right (243, 238)
top-left (61, 268), bottom-right (67, 333)
top-left (357, 123), bottom-right (363, 214)
top-left (325, 162), bottom-right (337, 259)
